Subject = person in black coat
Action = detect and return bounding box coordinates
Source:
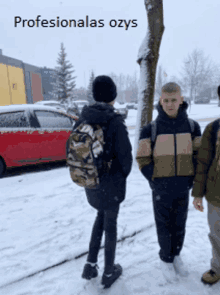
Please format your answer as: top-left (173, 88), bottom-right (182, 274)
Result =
top-left (79, 75), bottom-right (133, 288)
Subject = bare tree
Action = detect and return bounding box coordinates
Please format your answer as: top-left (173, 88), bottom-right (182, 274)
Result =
top-left (210, 64), bottom-right (220, 99)
top-left (87, 70), bottom-right (95, 105)
top-left (117, 73), bottom-right (127, 103)
top-left (73, 87), bottom-right (88, 101)
top-left (132, 72), bottom-right (139, 103)
top-left (134, 0), bottom-right (165, 161)
top-left (108, 72), bottom-right (138, 103)
top-left (155, 65), bottom-right (167, 99)
top-left (109, 72), bottom-right (127, 103)
top-left (180, 48), bottom-right (216, 101)
top-left (118, 73), bottom-right (126, 91)
top-left (124, 72), bottom-right (139, 103)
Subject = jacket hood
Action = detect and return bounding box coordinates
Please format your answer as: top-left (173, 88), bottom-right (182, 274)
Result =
top-left (80, 102), bottom-right (118, 124)
top-left (155, 100), bottom-right (189, 122)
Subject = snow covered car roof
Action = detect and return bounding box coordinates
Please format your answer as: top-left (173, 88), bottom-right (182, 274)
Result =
top-left (35, 100), bottom-right (62, 104)
top-left (73, 101), bottom-right (88, 104)
top-left (34, 101), bottom-right (66, 107)
top-left (0, 104), bottom-right (79, 121)
top-left (0, 104), bottom-right (68, 113)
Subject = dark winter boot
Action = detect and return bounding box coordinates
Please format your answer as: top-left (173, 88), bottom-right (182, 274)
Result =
top-left (101, 264), bottom-right (123, 289)
top-left (81, 263), bottom-right (99, 280)
top-left (201, 269), bottom-right (220, 285)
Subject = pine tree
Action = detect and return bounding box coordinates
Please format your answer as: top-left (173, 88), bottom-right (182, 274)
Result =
top-left (51, 43), bottom-right (76, 107)
top-left (87, 71), bottom-right (95, 105)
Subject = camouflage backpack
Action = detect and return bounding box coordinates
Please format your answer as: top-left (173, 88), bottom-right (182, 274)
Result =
top-left (67, 122), bottom-right (112, 189)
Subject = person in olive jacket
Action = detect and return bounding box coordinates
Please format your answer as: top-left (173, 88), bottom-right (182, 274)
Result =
top-left (78, 75), bottom-right (133, 288)
top-left (192, 85), bottom-right (220, 285)
top-left (136, 82), bottom-right (201, 282)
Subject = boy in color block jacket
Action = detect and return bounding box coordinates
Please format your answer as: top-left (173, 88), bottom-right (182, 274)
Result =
top-left (136, 82), bottom-right (201, 282)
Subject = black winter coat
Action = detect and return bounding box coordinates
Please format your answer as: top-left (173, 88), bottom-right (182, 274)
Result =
top-left (73, 102), bottom-right (133, 210)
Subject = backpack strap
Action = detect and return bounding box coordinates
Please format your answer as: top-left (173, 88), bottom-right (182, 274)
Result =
top-left (188, 118), bottom-right (195, 134)
top-left (150, 120), bottom-right (157, 151)
top-left (96, 116), bottom-right (116, 170)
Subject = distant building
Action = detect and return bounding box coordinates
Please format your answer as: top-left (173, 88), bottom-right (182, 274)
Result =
top-left (40, 67), bottom-right (56, 101)
top-left (0, 50), bottom-right (27, 105)
top-left (0, 48), bottom-right (57, 106)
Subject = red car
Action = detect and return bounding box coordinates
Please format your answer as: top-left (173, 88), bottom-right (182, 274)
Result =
top-left (0, 104), bottom-right (78, 177)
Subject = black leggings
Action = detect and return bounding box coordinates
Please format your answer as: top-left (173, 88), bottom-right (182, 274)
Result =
top-left (87, 205), bottom-right (120, 274)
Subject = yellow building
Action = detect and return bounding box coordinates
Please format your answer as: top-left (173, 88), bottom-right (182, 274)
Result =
top-left (0, 49), bottom-right (44, 106)
top-left (0, 63), bottom-right (26, 106)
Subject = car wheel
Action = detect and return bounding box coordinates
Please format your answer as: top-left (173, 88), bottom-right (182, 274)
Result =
top-left (0, 158), bottom-right (6, 178)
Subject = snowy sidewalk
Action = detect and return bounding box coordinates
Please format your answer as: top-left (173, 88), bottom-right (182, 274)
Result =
top-left (1, 164), bottom-right (219, 295)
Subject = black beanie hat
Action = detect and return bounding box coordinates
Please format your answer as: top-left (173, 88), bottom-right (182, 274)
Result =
top-left (92, 75), bottom-right (117, 103)
top-left (218, 85), bottom-right (220, 97)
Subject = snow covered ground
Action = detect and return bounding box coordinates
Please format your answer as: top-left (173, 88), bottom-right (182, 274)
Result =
top-left (1, 100), bottom-right (220, 295)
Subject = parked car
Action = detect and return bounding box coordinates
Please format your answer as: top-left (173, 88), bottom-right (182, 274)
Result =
top-left (114, 102), bottom-right (128, 119)
top-left (67, 103), bottom-right (80, 117)
top-left (194, 96), bottom-right (210, 104)
top-left (126, 103), bottom-right (138, 110)
top-left (73, 100), bottom-right (89, 114)
top-left (0, 104), bottom-right (78, 177)
top-left (35, 100), bottom-right (79, 119)
top-left (35, 100), bottom-right (66, 110)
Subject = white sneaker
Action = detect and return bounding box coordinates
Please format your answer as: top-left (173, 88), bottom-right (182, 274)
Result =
top-left (160, 260), bottom-right (177, 282)
top-left (173, 256), bottom-right (188, 277)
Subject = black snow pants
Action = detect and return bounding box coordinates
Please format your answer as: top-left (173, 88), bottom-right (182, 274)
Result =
top-left (152, 190), bottom-right (189, 263)
top-left (87, 205), bottom-right (120, 274)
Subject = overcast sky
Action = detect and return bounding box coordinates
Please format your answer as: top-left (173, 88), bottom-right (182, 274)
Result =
top-left (1, 0), bottom-right (220, 89)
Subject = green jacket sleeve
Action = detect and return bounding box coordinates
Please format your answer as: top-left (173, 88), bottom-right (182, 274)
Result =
top-left (192, 122), bottom-right (214, 198)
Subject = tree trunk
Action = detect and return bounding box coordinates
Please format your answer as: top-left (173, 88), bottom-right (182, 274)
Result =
top-left (134, 0), bottom-right (165, 162)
